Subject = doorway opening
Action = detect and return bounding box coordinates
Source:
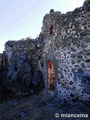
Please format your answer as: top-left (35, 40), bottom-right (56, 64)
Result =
top-left (47, 60), bottom-right (55, 90)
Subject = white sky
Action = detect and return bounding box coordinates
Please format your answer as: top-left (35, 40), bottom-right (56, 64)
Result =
top-left (0, 0), bottom-right (85, 53)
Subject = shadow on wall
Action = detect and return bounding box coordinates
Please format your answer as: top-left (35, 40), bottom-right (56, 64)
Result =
top-left (75, 72), bottom-right (90, 95)
top-left (0, 52), bottom-right (44, 100)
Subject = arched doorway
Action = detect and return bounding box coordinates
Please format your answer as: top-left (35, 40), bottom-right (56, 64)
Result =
top-left (47, 60), bottom-right (55, 90)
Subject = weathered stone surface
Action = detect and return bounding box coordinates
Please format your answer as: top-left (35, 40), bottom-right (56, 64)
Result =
top-left (0, 52), bottom-right (44, 97)
top-left (83, 0), bottom-right (90, 12)
top-left (32, 71), bottom-right (43, 86)
top-left (42, 0), bottom-right (90, 100)
top-left (0, 0), bottom-right (90, 101)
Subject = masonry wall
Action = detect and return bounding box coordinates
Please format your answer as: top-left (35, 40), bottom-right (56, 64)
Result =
top-left (5, 37), bottom-right (44, 71)
top-left (42, 3), bottom-right (90, 100)
top-left (3, 0), bottom-right (90, 100)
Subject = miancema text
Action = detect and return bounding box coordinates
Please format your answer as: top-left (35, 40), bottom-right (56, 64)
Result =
top-left (61, 113), bottom-right (88, 118)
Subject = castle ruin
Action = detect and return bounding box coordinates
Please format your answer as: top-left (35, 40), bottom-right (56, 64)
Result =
top-left (0, 0), bottom-right (90, 101)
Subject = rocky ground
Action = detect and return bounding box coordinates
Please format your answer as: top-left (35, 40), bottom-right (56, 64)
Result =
top-left (0, 90), bottom-right (90, 120)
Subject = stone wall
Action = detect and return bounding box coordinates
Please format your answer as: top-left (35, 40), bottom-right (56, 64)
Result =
top-left (42, 1), bottom-right (90, 100)
top-left (3, 0), bottom-right (90, 100)
top-left (5, 37), bottom-right (44, 71)
top-left (0, 36), bottom-right (45, 96)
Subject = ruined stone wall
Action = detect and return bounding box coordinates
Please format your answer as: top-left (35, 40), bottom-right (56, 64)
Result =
top-left (5, 39), bottom-right (35, 53)
top-left (5, 37), bottom-right (44, 71)
top-left (3, 0), bottom-right (90, 100)
top-left (42, 1), bottom-right (90, 100)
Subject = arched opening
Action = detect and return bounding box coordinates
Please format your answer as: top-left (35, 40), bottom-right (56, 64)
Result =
top-left (47, 60), bottom-right (55, 90)
top-left (49, 25), bottom-right (53, 34)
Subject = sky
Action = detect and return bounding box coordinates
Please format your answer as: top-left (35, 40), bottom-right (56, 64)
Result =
top-left (0, 0), bottom-right (85, 53)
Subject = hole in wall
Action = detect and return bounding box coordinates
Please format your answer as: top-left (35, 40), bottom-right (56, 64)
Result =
top-left (49, 25), bottom-right (53, 34)
top-left (85, 59), bottom-right (90, 62)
